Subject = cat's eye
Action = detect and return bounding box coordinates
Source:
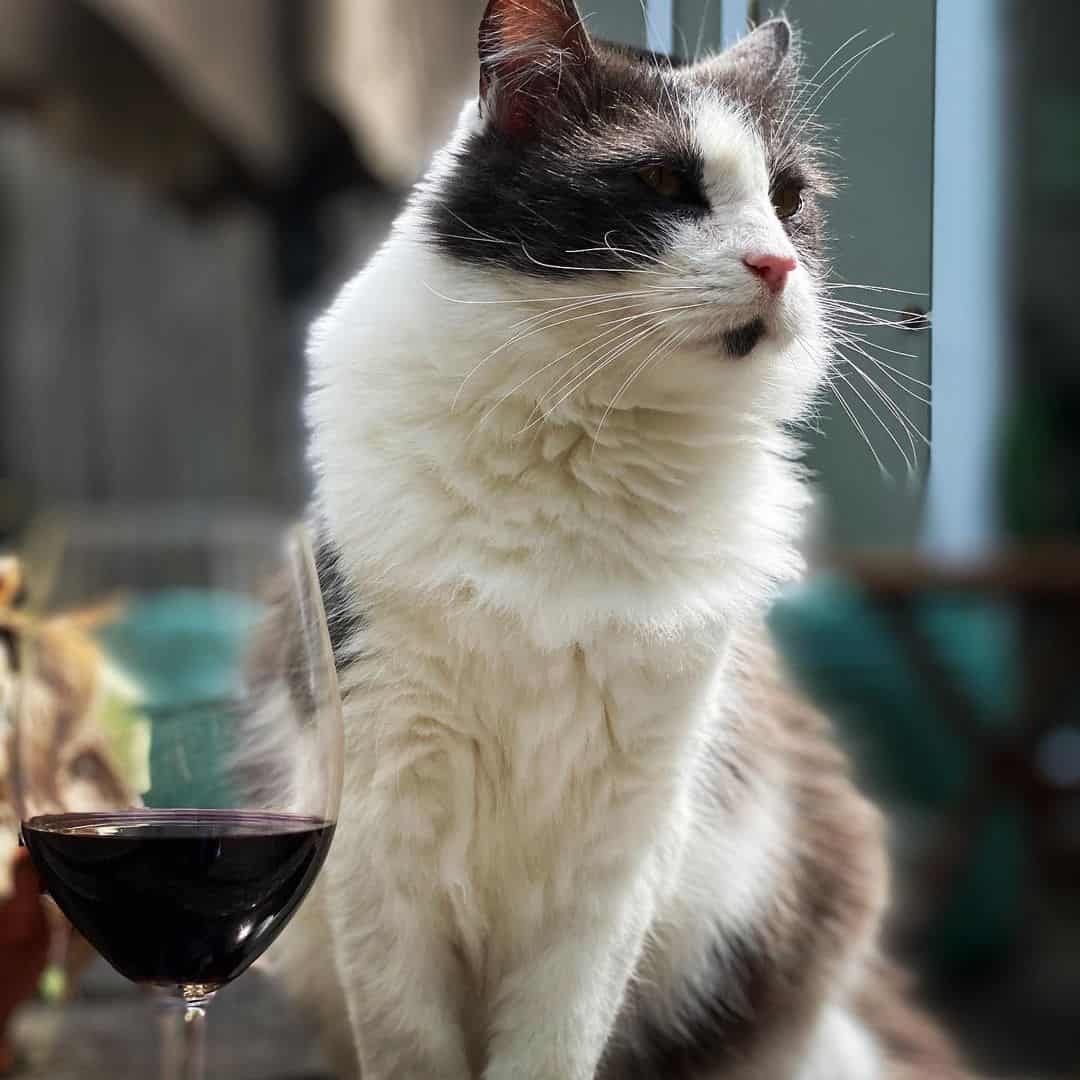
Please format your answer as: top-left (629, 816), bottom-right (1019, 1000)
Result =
top-left (639, 165), bottom-right (685, 199)
top-left (772, 184), bottom-right (803, 221)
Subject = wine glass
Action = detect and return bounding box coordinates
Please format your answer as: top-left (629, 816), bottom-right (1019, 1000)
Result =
top-left (9, 506), bottom-right (343, 1080)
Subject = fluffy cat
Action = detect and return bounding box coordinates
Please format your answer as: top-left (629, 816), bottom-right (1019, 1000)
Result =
top-left (278, 3), bottom-right (965, 1077)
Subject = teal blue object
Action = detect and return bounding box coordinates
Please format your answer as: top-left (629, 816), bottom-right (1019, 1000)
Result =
top-left (769, 575), bottom-right (1017, 806)
top-left (768, 574), bottom-right (1024, 972)
top-left (97, 590), bottom-right (264, 809)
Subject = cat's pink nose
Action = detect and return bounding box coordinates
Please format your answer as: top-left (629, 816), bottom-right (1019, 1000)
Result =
top-left (743, 252), bottom-right (797, 295)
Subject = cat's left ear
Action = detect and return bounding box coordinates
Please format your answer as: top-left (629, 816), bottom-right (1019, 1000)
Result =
top-left (478, 0), bottom-right (593, 137)
top-left (691, 18), bottom-right (794, 98)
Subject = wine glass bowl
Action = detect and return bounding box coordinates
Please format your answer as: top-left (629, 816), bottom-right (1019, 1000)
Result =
top-left (9, 507), bottom-right (343, 1078)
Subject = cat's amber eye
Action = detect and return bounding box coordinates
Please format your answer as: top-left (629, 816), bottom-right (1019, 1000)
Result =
top-left (639, 165), bottom-right (685, 199)
top-left (772, 184), bottom-right (803, 221)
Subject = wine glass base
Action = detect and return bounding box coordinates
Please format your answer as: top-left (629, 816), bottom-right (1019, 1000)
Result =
top-left (155, 986), bottom-right (216, 1080)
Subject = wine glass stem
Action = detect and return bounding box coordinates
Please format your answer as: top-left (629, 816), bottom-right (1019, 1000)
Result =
top-left (158, 996), bottom-right (210, 1080)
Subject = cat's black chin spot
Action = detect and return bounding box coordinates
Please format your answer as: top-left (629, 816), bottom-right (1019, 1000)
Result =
top-left (722, 319), bottom-right (766, 359)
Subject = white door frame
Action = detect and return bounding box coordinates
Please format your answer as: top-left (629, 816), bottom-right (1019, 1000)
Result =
top-left (923, 0), bottom-right (1007, 557)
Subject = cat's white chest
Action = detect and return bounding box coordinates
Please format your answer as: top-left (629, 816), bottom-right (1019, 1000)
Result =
top-left (334, 597), bottom-right (723, 989)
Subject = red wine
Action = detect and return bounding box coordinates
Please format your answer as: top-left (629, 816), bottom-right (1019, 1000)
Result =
top-left (23, 810), bottom-right (334, 990)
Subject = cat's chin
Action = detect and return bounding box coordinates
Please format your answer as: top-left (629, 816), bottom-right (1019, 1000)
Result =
top-left (721, 319), bottom-right (767, 359)
top-left (680, 314), bottom-right (787, 360)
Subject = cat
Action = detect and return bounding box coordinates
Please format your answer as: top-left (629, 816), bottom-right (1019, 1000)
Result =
top-left (276, 2), bottom-right (966, 1077)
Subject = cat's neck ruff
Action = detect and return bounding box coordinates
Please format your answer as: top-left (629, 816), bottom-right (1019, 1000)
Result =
top-left (308, 227), bottom-right (811, 652)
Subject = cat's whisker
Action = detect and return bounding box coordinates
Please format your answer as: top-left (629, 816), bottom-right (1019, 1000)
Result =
top-left (564, 233), bottom-right (684, 276)
top-left (836, 368), bottom-right (920, 477)
top-left (794, 331), bottom-right (895, 479)
top-left (520, 201), bottom-right (564, 235)
top-left (591, 326), bottom-right (689, 457)
top-left (511, 289), bottom-right (702, 333)
top-left (526, 306), bottom-right (696, 422)
top-left (830, 322), bottom-right (917, 343)
top-left (674, 23), bottom-right (692, 67)
top-left (436, 203), bottom-right (505, 244)
top-left (771, 60), bottom-right (842, 154)
top-left (845, 366), bottom-right (927, 481)
top-left (519, 242), bottom-right (669, 276)
top-left (541, 310), bottom-right (672, 387)
top-left (827, 311), bottom-right (907, 330)
top-left (832, 327), bottom-right (922, 366)
top-left (535, 302), bottom-right (707, 415)
top-left (824, 300), bottom-right (924, 330)
top-left (692, 0), bottom-right (713, 63)
top-left (830, 375), bottom-right (892, 479)
top-left (825, 297), bottom-right (928, 318)
top-left (453, 300), bottom-right (671, 410)
top-left (430, 233), bottom-right (512, 246)
top-left (472, 321), bottom-right (634, 435)
top-left (526, 318), bottom-right (672, 435)
top-left (441, 281), bottom-right (712, 409)
top-left (803, 28), bottom-right (872, 98)
top-left (824, 299), bottom-right (912, 321)
top-left (423, 282), bottom-right (529, 307)
top-left (526, 305), bottom-right (706, 434)
top-left (840, 354), bottom-right (933, 443)
top-left (782, 60), bottom-right (856, 135)
top-left (838, 347), bottom-right (933, 427)
top-left (776, 34), bottom-right (893, 163)
top-left (839, 343), bottom-right (932, 390)
top-left (828, 313), bottom-right (922, 340)
top-left (559, 300), bottom-right (712, 401)
top-left (791, 34), bottom-right (892, 131)
top-left (771, 30), bottom-right (869, 141)
top-left (836, 369), bottom-right (914, 476)
top-left (506, 287), bottom-right (709, 334)
top-left (823, 282), bottom-right (929, 297)
top-left (424, 284), bottom-right (697, 311)
top-left (776, 56), bottom-right (887, 172)
top-left (529, 300), bottom-right (702, 351)
top-left (511, 297), bottom-right (659, 334)
top-left (522, 337), bottom-right (641, 433)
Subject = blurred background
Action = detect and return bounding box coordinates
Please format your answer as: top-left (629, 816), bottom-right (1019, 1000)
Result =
top-left (0, 0), bottom-right (1078, 1077)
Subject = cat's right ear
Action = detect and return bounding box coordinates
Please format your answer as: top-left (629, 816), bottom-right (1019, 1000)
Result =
top-left (691, 18), bottom-right (794, 99)
top-left (478, 0), bottom-right (593, 138)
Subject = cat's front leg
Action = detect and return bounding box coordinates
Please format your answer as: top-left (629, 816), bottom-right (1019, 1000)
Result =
top-left (483, 880), bottom-right (653, 1080)
top-left (330, 878), bottom-right (474, 1080)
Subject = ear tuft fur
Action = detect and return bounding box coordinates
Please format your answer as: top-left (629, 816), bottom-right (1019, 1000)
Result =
top-left (693, 18), bottom-right (795, 98)
top-left (478, 0), bottom-right (593, 137)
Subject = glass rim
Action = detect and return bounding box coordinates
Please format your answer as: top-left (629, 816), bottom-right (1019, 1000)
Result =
top-left (8, 514), bottom-right (344, 826)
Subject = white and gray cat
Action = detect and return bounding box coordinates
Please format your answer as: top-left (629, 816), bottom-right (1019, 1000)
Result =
top-left (278, 2), bottom-right (965, 1077)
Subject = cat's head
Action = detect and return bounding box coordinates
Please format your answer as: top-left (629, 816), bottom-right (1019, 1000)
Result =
top-left (424, 0), bottom-right (833, 425)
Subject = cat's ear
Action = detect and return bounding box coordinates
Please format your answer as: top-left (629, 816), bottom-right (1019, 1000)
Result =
top-left (692, 18), bottom-right (794, 98)
top-left (478, 0), bottom-right (593, 137)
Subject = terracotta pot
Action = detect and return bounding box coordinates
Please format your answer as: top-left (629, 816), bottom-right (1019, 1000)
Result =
top-left (0, 849), bottom-right (49, 1074)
